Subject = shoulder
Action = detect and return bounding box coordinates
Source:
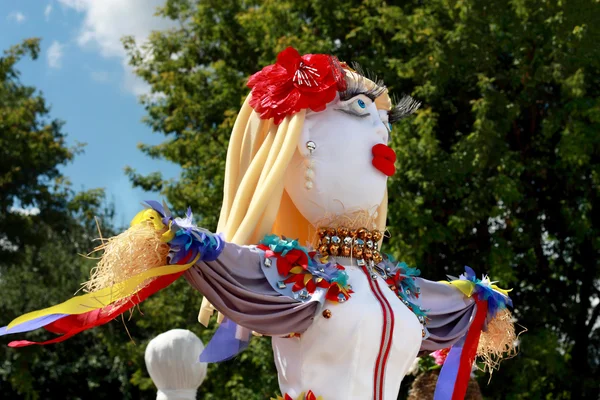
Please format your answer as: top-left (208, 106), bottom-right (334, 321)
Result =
top-left (257, 234), bottom-right (353, 304)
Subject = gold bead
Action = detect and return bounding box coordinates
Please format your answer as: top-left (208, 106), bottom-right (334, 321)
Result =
top-left (341, 245), bottom-right (352, 257)
top-left (354, 247), bottom-right (363, 258)
top-left (329, 243), bottom-right (340, 256)
top-left (373, 251), bottom-right (383, 264)
top-left (326, 228), bottom-right (337, 237)
top-left (322, 309), bottom-right (332, 319)
top-left (422, 329), bottom-right (426, 338)
top-left (317, 228), bottom-right (328, 238)
top-left (372, 230), bottom-right (383, 242)
top-left (365, 231), bottom-right (373, 240)
top-left (318, 244), bottom-right (329, 254)
top-left (337, 226), bottom-right (349, 237)
top-left (356, 228), bottom-right (368, 239)
top-left (364, 248), bottom-right (373, 260)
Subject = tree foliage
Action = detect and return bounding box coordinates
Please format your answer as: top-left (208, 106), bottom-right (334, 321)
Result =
top-left (124, 1), bottom-right (600, 399)
top-left (0, 39), bottom-right (127, 399)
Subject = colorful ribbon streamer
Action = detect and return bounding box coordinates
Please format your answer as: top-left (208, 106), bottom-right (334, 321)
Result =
top-left (4, 256), bottom-right (197, 332)
top-left (434, 298), bottom-right (488, 400)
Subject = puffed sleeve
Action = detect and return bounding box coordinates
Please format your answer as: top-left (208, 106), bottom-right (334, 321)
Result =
top-left (184, 242), bottom-right (320, 336)
top-left (413, 268), bottom-right (515, 399)
top-left (415, 278), bottom-right (477, 352)
top-left (184, 236), bottom-right (352, 362)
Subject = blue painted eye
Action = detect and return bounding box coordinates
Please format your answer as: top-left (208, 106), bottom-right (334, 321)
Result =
top-left (338, 96), bottom-right (371, 118)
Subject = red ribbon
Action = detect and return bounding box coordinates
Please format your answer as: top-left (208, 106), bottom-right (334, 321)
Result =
top-left (451, 298), bottom-right (488, 400)
top-left (9, 252), bottom-right (193, 347)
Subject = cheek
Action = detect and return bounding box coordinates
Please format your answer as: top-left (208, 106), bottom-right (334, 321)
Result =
top-left (313, 117), bottom-right (381, 161)
top-left (310, 118), bottom-right (388, 200)
top-left (283, 109), bottom-right (389, 224)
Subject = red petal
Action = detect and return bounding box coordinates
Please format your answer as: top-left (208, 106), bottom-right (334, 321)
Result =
top-left (326, 285), bottom-right (340, 302)
top-left (277, 257), bottom-right (292, 276)
top-left (284, 275), bottom-right (302, 284)
top-left (306, 279), bottom-right (317, 294)
top-left (292, 280), bottom-right (305, 292)
top-left (286, 249), bottom-right (309, 269)
top-left (276, 47), bottom-right (301, 72)
top-left (316, 279), bottom-right (330, 289)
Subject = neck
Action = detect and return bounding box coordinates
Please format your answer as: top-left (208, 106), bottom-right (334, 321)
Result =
top-left (311, 209), bottom-right (379, 232)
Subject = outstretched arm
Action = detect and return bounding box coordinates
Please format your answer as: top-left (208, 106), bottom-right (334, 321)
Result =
top-left (414, 267), bottom-right (515, 400)
top-left (0, 201), bottom-right (321, 349)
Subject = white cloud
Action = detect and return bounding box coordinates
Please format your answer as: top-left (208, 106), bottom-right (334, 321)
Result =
top-left (45, 4), bottom-right (53, 21)
top-left (47, 41), bottom-right (65, 69)
top-left (58, 0), bottom-right (176, 95)
top-left (8, 11), bottom-right (26, 23)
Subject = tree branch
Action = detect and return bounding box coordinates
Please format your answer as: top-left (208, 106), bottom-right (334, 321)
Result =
top-left (587, 301), bottom-right (600, 332)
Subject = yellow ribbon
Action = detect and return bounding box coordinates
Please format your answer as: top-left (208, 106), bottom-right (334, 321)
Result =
top-left (7, 255), bottom-right (199, 330)
top-left (441, 280), bottom-right (512, 298)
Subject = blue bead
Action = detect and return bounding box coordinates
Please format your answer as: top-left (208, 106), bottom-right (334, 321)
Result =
top-left (358, 99), bottom-right (366, 108)
top-left (388, 123), bottom-right (392, 131)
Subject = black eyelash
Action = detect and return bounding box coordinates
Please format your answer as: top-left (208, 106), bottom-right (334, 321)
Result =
top-left (339, 62), bottom-right (387, 101)
top-left (389, 95), bottom-right (421, 124)
top-left (336, 108), bottom-right (370, 118)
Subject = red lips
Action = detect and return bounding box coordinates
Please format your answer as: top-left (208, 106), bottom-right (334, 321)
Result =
top-left (372, 144), bottom-right (396, 177)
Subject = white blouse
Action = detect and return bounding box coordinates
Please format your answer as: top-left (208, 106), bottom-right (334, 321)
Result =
top-left (272, 261), bottom-right (423, 400)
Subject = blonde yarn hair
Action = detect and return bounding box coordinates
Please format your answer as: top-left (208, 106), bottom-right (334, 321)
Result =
top-left (199, 72), bottom-right (392, 326)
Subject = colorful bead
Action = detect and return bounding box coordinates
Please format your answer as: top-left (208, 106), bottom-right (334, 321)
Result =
top-left (372, 230), bottom-right (383, 242)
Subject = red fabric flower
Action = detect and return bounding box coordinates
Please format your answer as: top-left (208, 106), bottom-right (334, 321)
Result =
top-left (432, 347), bottom-right (451, 366)
top-left (247, 47), bottom-right (347, 124)
top-left (257, 245), bottom-right (308, 276)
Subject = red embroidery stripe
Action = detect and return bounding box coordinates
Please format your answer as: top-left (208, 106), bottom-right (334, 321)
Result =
top-left (373, 277), bottom-right (396, 399)
top-left (370, 276), bottom-right (393, 400)
top-left (361, 266), bottom-right (393, 400)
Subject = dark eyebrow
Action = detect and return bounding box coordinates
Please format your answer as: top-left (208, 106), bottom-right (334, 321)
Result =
top-left (338, 62), bottom-right (387, 102)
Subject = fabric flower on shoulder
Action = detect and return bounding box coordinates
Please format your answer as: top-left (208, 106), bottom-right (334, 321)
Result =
top-left (247, 47), bottom-right (347, 124)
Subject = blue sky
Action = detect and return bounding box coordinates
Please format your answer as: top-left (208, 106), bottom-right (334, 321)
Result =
top-left (1, 0), bottom-right (180, 227)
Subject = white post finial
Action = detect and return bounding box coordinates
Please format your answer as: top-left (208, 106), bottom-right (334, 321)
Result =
top-left (145, 329), bottom-right (208, 400)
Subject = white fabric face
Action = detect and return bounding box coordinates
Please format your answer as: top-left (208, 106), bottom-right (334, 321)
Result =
top-left (284, 95), bottom-right (390, 226)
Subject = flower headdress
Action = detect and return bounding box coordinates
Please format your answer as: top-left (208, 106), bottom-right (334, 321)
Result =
top-left (247, 47), bottom-right (347, 124)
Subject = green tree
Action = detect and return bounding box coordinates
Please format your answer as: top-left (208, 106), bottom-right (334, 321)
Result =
top-left (125, 1), bottom-right (600, 398)
top-left (0, 39), bottom-right (130, 399)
